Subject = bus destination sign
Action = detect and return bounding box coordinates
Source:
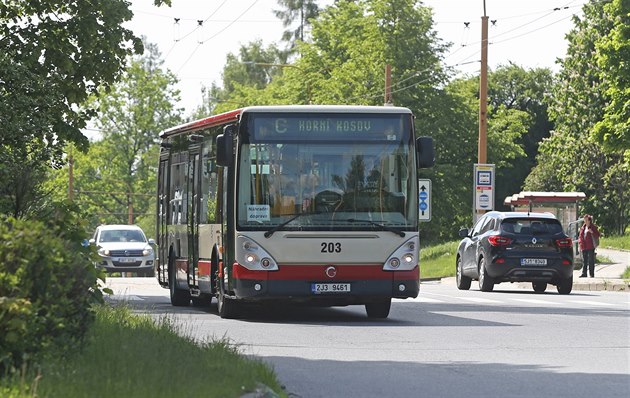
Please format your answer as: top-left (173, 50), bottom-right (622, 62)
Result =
top-left (251, 113), bottom-right (409, 141)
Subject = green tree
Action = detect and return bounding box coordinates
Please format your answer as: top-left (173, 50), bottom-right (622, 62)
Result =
top-left (593, 0), bottom-right (630, 153)
top-left (274, 0), bottom-right (320, 52)
top-left (487, 64), bottom-right (554, 208)
top-left (0, 0), bottom-right (169, 217)
top-left (195, 40), bottom-right (287, 117)
top-left (526, 0), bottom-right (629, 235)
top-left (49, 42), bottom-right (182, 233)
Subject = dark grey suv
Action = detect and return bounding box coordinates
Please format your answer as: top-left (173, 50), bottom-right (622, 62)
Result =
top-left (456, 212), bottom-right (574, 294)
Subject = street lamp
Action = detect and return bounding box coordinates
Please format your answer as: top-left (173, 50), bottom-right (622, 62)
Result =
top-left (241, 61), bottom-right (312, 104)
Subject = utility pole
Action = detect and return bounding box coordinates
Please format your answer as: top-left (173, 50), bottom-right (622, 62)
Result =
top-left (474, 0), bottom-right (490, 223)
top-left (384, 64), bottom-right (392, 105)
top-left (478, 2), bottom-right (489, 164)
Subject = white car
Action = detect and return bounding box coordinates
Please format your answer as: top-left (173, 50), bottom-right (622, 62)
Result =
top-left (90, 225), bottom-right (155, 276)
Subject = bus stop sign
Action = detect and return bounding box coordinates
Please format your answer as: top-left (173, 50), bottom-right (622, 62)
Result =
top-left (418, 179), bottom-right (431, 222)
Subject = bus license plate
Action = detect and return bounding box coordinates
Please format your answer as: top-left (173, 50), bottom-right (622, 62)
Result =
top-left (521, 258), bottom-right (547, 266)
top-left (311, 283), bottom-right (351, 294)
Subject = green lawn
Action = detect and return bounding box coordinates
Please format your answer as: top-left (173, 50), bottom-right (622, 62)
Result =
top-left (420, 241), bottom-right (458, 279)
top-left (1, 305), bottom-right (284, 398)
top-left (601, 234), bottom-right (630, 250)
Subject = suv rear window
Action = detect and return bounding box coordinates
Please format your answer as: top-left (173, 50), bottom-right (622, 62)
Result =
top-left (501, 219), bottom-right (563, 235)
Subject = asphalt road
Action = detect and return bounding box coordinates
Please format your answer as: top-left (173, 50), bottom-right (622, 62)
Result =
top-left (106, 277), bottom-right (630, 398)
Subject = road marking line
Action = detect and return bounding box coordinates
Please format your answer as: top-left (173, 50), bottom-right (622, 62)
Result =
top-left (512, 298), bottom-right (560, 305)
top-left (458, 297), bottom-right (500, 303)
top-left (570, 300), bottom-right (613, 306)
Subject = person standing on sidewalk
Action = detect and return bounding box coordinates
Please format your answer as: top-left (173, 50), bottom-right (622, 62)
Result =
top-left (578, 215), bottom-right (601, 277)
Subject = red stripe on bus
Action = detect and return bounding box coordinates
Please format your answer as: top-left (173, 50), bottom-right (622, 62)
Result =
top-left (233, 263), bottom-right (418, 281)
top-left (160, 109), bottom-right (242, 138)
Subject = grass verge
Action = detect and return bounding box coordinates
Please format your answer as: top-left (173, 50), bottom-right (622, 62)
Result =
top-left (420, 241), bottom-right (458, 279)
top-left (1, 305), bottom-right (284, 398)
top-left (601, 235), bottom-right (630, 250)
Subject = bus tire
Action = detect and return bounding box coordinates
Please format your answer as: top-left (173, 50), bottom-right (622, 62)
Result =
top-left (169, 254), bottom-right (190, 307)
top-left (365, 299), bottom-right (391, 319)
top-left (217, 274), bottom-right (240, 319)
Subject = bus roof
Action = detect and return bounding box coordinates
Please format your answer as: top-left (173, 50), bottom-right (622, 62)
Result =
top-left (159, 105), bottom-right (413, 139)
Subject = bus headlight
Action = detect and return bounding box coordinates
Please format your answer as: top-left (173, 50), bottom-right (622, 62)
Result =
top-left (236, 236), bottom-right (278, 271)
top-left (383, 237), bottom-right (419, 271)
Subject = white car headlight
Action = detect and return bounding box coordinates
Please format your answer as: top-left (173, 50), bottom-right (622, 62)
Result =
top-left (143, 246), bottom-right (154, 256)
top-left (98, 247), bottom-right (110, 256)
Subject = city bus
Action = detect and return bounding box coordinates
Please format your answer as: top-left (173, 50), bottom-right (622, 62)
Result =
top-left (156, 105), bottom-right (434, 318)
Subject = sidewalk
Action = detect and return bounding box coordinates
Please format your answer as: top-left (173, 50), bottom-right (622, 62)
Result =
top-left (572, 247), bottom-right (630, 292)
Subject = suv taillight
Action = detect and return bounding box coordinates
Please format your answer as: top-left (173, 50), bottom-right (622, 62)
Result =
top-left (488, 235), bottom-right (512, 246)
top-left (555, 238), bottom-right (572, 248)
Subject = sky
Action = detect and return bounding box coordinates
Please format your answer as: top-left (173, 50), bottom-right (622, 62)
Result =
top-left (126, 0), bottom-right (586, 116)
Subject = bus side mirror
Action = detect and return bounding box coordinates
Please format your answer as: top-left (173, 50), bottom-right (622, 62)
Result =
top-left (216, 125), bottom-right (236, 167)
top-left (416, 136), bottom-right (435, 168)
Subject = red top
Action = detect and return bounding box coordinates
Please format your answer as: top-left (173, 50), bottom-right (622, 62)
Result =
top-left (578, 223), bottom-right (600, 251)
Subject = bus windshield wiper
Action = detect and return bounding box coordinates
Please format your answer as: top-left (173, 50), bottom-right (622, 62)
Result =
top-left (344, 219), bottom-right (405, 237)
top-left (264, 213), bottom-right (308, 238)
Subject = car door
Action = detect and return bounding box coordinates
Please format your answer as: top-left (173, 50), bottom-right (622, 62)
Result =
top-left (462, 215), bottom-right (487, 273)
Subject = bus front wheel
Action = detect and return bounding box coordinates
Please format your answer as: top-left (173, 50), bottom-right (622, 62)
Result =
top-left (365, 299), bottom-right (391, 319)
top-left (217, 273), bottom-right (240, 319)
top-left (169, 255), bottom-right (190, 307)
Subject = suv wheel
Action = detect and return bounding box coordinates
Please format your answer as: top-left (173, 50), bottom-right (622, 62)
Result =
top-left (532, 282), bottom-right (547, 293)
top-left (456, 256), bottom-right (471, 290)
top-left (478, 257), bottom-right (494, 292)
top-left (557, 276), bottom-right (573, 295)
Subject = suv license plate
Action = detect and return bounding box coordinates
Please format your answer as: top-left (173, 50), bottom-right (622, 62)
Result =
top-left (119, 257), bottom-right (137, 263)
top-left (521, 258), bottom-right (547, 266)
top-left (311, 283), bottom-right (351, 294)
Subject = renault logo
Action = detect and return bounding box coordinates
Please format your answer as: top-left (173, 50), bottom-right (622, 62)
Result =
top-left (325, 266), bottom-right (337, 278)
top-left (531, 237), bottom-right (537, 244)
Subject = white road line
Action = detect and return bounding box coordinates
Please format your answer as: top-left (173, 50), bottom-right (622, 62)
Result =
top-left (570, 300), bottom-right (614, 307)
top-left (458, 297), bottom-right (500, 303)
top-left (512, 298), bottom-right (560, 305)
top-left (406, 296), bottom-right (443, 303)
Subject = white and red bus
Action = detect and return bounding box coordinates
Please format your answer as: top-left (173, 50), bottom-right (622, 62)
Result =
top-left (156, 105), bottom-right (434, 318)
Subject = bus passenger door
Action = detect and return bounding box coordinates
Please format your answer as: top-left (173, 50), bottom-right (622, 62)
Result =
top-left (187, 150), bottom-right (201, 290)
top-left (157, 157), bottom-right (170, 285)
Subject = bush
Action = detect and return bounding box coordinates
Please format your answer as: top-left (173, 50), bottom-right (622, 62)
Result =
top-left (0, 205), bottom-right (105, 374)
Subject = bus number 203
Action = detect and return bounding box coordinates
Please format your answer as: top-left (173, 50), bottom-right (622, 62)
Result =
top-left (321, 242), bottom-right (342, 253)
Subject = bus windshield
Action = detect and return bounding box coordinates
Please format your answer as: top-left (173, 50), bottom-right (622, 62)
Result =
top-left (237, 140), bottom-right (417, 231)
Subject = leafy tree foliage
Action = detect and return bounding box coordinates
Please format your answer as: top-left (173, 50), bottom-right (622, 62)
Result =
top-left (0, 205), bottom-right (105, 373)
top-left (525, 0), bottom-right (629, 235)
top-left (0, 0), bottom-right (168, 217)
top-left (485, 64), bottom-right (554, 209)
top-left (48, 42), bottom-right (182, 233)
top-left (195, 40), bottom-right (287, 118)
top-left (593, 0), bottom-right (630, 153)
top-left (273, 0), bottom-right (320, 52)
